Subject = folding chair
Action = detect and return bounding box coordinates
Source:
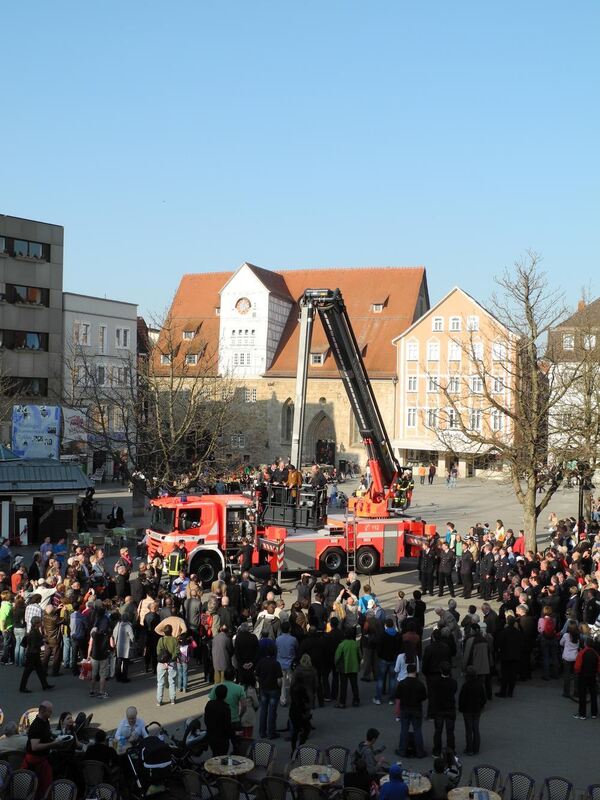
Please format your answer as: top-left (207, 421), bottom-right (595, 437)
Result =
top-left (469, 764), bottom-right (502, 792)
top-left (503, 772), bottom-right (536, 800)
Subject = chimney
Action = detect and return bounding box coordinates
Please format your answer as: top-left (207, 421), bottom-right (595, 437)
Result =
top-left (578, 298), bottom-right (586, 312)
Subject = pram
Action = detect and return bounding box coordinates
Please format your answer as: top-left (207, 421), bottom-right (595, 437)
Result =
top-left (126, 730), bottom-right (176, 799)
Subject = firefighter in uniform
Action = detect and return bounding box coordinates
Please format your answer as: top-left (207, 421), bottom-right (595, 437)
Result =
top-left (479, 545), bottom-right (496, 600)
top-left (419, 542), bottom-right (436, 596)
top-left (167, 539), bottom-right (189, 584)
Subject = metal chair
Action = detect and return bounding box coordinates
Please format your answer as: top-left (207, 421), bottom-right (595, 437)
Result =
top-left (180, 768), bottom-right (216, 800)
top-left (5, 769), bottom-right (38, 800)
top-left (325, 746), bottom-right (351, 775)
top-left (292, 746), bottom-right (322, 767)
top-left (42, 779), bottom-right (78, 800)
top-left (469, 764), bottom-right (502, 792)
top-left (232, 736), bottom-right (255, 757)
top-left (216, 777), bottom-right (254, 800)
top-left (81, 760), bottom-right (106, 793)
top-left (17, 709), bottom-right (38, 734)
top-left (245, 741), bottom-right (276, 786)
top-left (86, 785), bottom-right (118, 800)
top-left (296, 787), bottom-right (328, 800)
top-left (539, 777), bottom-right (573, 800)
top-left (261, 777), bottom-right (297, 800)
top-left (342, 789), bottom-right (369, 800)
top-left (0, 760), bottom-right (12, 788)
top-left (586, 786), bottom-right (600, 800)
top-left (503, 772), bottom-right (536, 800)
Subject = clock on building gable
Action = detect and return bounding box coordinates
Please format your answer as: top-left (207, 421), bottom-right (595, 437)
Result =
top-left (235, 297), bottom-right (251, 315)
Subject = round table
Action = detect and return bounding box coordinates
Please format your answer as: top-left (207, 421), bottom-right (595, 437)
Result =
top-left (380, 772), bottom-right (431, 796)
top-left (289, 766), bottom-right (341, 787)
top-left (204, 755), bottom-right (254, 777)
top-left (449, 788), bottom-right (502, 800)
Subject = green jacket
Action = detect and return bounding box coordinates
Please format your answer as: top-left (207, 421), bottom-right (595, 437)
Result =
top-left (334, 639), bottom-right (360, 674)
top-left (157, 635), bottom-right (179, 663)
top-left (0, 600), bottom-right (13, 632)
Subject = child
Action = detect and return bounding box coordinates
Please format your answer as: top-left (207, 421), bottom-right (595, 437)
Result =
top-left (177, 632), bottom-right (196, 693)
top-left (239, 676), bottom-right (259, 738)
top-left (429, 757), bottom-right (454, 800)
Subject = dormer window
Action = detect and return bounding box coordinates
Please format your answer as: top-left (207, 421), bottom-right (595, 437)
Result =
top-left (372, 303), bottom-right (384, 313)
top-left (182, 330), bottom-right (195, 340)
top-left (215, 307), bottom-right (220, 316)
top-left (310, 353), bottom-right (324, 366)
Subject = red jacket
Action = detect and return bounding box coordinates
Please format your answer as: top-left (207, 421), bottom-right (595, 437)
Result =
top-left (574, 646), bottom-right (600, 676)
top-left (513, 537), bottom-right (525, 556)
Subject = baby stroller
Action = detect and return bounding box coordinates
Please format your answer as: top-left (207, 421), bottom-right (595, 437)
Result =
top-left (126, 732), bottom-right (176, 799)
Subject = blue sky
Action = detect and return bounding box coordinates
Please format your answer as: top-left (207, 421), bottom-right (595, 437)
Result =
top-left (3, 1), bottom-right (599, 317)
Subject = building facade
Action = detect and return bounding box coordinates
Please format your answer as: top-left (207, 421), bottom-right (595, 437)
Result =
top-left (393, 287), bottom-right (515, 478)
top-left (164, 262), bottom-right (430, 469)
top-left (0, 214), bottom-right (64, 441)
top-left (62, 292), bottom-right (138, 478)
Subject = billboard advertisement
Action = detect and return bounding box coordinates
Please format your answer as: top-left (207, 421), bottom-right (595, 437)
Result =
top-left (62, 407), bottom-right (88, 444)
top-left (11, 405), bottom-right (62, 460)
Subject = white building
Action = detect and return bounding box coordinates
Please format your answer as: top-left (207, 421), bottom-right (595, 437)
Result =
top-left (62, 292), bottom-right (138, 478)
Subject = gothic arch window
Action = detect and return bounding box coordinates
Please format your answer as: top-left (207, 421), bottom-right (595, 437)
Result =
top-left (281, 398), bottom-right (294, 443)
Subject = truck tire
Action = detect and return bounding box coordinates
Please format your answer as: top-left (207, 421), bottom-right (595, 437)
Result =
top-left (320, 547), bottom-right (346, 575)
top-left (356, 546), bottom-right (379, 574)
top-left (190, 552), bottom-right (222, 587)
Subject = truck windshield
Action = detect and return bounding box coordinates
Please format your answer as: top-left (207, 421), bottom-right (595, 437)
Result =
top-left (150, 506), bottom-right (175, 534)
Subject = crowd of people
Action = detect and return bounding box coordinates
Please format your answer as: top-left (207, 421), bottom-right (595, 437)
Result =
top-left (1, 508), bottom-right (600, 798)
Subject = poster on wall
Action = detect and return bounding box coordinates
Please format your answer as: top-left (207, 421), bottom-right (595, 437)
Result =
top-left (18, 518), bottom-right (29, 546)
top-left (11, 404), bottom-right (62, 459)
top-left (62, 407), bottom-right (88, 445)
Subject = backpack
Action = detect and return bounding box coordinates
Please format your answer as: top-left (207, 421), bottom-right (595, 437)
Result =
top-left (261, 616), bottom-right (280, 640)
top-left (542, 616), bottom-right (556, 639)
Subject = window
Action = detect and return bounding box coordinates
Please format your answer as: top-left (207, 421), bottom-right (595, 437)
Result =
top-left (372, 303), bottom-right (384, 313)
top-left (5, 284), bottom-right (49, 306)
top-left (448, 342), bottom-right (461, 361)
top-left (466, 315), bottom-right (479, 332)
top-left (244, 387), bottom-right (257, 403)
top-left (96, 365), bottom-right (106, 386)
top-left (310, 353), bottom-right (324, 365)
top-left (406, 341), bottom-right (419, 361)
top-left (230, 433), bottom-right (246, 449)
top-left (0, 330), bottom-right (48, 351)
top-left (427, 408), bottom-right (439, 428)
top-left (427, 341), bottom-right (440, 361)
top-left (215, 307), bottom-right (220, 316)
top-left (427, 376), bottom-right (438, 392)
top-left (469, 408), bottom-right (482, 431)
top-left (233, 353), bottom-right (239, 366)
top-left (185, 353), bottom-right (198, 365)
top-left (0, 236), bottom-right (6, 253)
top-left (583, 334), bottom-right (597, 350)
top-left (432, 316), bottom-right (443, 332)
top-left (11, 238), bottom-right (47, 259)
top-left (112, 407), bottom-right (126, 432)
top-left (449, 317), bottom-right (461, 332)
top-left (407, 375), bottom-right (418, 392)
top-left (183, 330), bottom-right (195, 340)
top-left (239, 353), bottom-right (245, 366)
top-left (448, 376), bottom-right (460, 394)
top-left (471, 342), bottom-right (484, 361)
top-left (493, 376), bottom-right (505, 393)
top-left (73, 321), bottom-right (91, 346)
top-left (115, 328), bottom-right (130, 349)
top-left (492, 410), bottom-right (504, 432)
top-left (407, 407), bottom-right (417, 428)
top-left (282, 399), bottom-right (294, 442)
top-left (115, 366), bottom-right (130, 386)
top-left (99, 325), bottom-right (107, 354)
top-left (160, 354), bottom-right (172, 365)
top-left (470, 376), bottom-right (483, 394)
top-left (492, 342), bottom-right (507, 361)
top-left (448, 408), bottom-right (460, 429)
top-left (7, 377), bottom-right (48, 396)
top-left (562, 334), bottom-right (575, 351)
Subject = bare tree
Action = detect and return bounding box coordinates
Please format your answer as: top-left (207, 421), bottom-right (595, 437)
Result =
top-left (62, 313), bottom-right (237, 498)
top-left (430, 251), bottom-right (577, 551)
top-left (0, 355), bottom-right (16, 444)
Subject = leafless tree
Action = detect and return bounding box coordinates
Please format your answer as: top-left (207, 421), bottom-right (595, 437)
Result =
top-left (429, 251), bottom-right (578, 551)
top-left (0, 356), bottom-right (16, 444)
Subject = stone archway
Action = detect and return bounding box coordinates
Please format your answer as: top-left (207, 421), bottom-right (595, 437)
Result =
top-left (305, 410), bottom-right (336, 464)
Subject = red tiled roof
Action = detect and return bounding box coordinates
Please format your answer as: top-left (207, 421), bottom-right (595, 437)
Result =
top-left (164, 265), bottom-right (428, 378)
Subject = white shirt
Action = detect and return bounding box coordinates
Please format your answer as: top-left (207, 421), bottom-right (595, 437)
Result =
top-left (115, 717), bottom-right (148, 742)
top-left (394, 653), bottom-right (421, 681)
top-left (560, 633), bottom-right (580, 662)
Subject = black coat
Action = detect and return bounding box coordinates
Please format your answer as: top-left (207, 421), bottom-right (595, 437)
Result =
top-left (439, 551), bottom-right (456, 574)
top-left (458, 678), bottom-right (487, 714)
top-left (496, 624), bottom-right (523, 662)
top-left (429, 676), bottom-right (457, 716)
top-left (422, 640), bottom-right (451, 677)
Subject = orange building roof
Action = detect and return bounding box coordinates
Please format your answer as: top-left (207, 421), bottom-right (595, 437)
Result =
top-left (165, 265), bottom-right (428, 378)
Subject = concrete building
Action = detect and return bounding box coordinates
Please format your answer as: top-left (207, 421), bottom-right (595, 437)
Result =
top-left (392, 287), bottom-right (515, 478)
top-left (62, 292), bottom-right (138, 478)
top-left (162, 262), bottom-right (430, 469)
top-left (0, 214), bottom-right (64, 440)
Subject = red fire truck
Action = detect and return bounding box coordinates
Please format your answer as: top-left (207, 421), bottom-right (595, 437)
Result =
top-left (146, 289), bottom-right (436, 583)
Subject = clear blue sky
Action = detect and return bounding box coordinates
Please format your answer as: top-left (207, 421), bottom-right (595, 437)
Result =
top-left (3, 1), bottom-right (599, 318)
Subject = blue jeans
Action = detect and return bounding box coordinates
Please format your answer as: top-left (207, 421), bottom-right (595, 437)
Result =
top-left (1, 629), bottom-right (15, 664)
top-left (540, 637), bottom-right (559, 679)
top-left (62, 636), bottom-right (73, 669)
top-left (157, 663), bottom-right (177, 703)
top-left (375, 658), bottom-right (395, 701)
top-left (177, 662), bottom-right (188, 691)
top-left (399, 711), bottom-right (425, 757)
top-left (259, 688), bottom-right (279, 738)
top-left (14, 628), bottom-right (26, 667)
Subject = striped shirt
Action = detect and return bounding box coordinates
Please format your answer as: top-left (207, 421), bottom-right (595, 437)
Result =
top-left (25, 603), bottom-right (42, 632)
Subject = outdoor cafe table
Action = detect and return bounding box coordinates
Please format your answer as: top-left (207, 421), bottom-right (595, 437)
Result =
top-left (449, 788), bottom-right (502, 800)
top-left (289, 765), bottom-right (341, 787)
top-left (204, 755), bottom-right (254, 778)
top-left (380, 771), bottom-right (432, 796)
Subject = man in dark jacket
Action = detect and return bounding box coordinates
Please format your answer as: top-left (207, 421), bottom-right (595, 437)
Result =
top-left (374, 618), bottom-right (401, 704)
top-left (422, 629), bottom-right (451, 713)
top-left (495, 616), bottom-right (523, 697)
top-left (420, 545), bottom-right (436, 596)
top-left (429, 662), bottom-right (457, 756)
top-left (438, 544), bottom-right (456, 598)
top-left (204, 683), bottom-right (233, 755)
top-left (479, 546), bottom-right (496, 600)
top-left (395, 663), bottom-right (427, 758)
top-left (574, 637), bottom-right (600, 719)
top-left (308, 594), bottom-right (327, 632)
top-left (299, 626), bottom-right (326, 706)
top-left (296, 573), bottom-right (316, 605)
top-left (458, 666), bottom-right (486, 755)
top-left (515, 604), bottom-right (536, 680)
top-left (460, 550), bottom-right (474, 599)
top-left (323, 617), bottom-right (344, 702)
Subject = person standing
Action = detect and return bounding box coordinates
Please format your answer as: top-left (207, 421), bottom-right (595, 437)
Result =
top-left (275, 621), bottom-right (298, 706)
top-left (428, 464), bottom-right (436, 485)
top-left (111, 614), bottom-right (135, 683)
top-left (395, 662), bottom-right (427, 758)
top-left (204, 684), bottom-right (233, 755)
top-left (495, 616), bottom-right (523, 698)
top-left (0, 590), bottom-right (14, 665)
top-left (458, 666), bottom-right (486, 755)
top-left (374, 618), bottom-right (401, 704)
top-left (41, 605), bottom-right (63, 678)
top-left (19, 617), bottom-right (55, 693)
top-left (21, 701), bottom-right (55, 797)
top-left (418, 465), bottom-right (427, 486)
top-left (573, 636), bottom-right (600, 720)
top-left (212, 625), bottom-right (234, 684)
top-left (429, 662), bottom-right (457, 757)
top-left (335, 628), bottom-right (361, 708)
top-left (438, 544), bottom-right (456, 599)
top-left (420, 545), bottom-right (436, 597)
top-left (460, 550), bottom-right (474, 600)
top-left (256, 642), bottom-right (283, 739)
top-left (156, 624), bottom-right (179, 706)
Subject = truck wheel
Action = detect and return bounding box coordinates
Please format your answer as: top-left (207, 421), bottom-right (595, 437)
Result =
top-left (320, 547), bottom-right (346, 575)
top-left (190, 553), bottom-right (221, 587)
top-left (356, 547), bottom-right (379, 574)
